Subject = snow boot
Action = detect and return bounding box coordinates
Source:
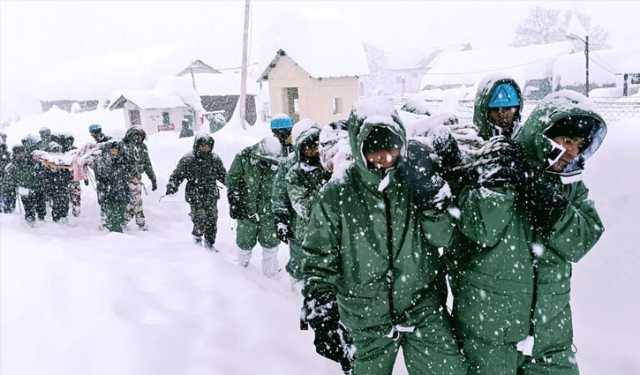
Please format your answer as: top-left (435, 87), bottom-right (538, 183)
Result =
top-left (138, 224), bottom-right (148, 232)
top-left (193, 235), bottom-right (203, 245)
top-left (238, 249), bottom-right (252, 267)
top-left (204, 240), bottom-right (218, 252)
top-left (262, 246), bottom-right (279, 278)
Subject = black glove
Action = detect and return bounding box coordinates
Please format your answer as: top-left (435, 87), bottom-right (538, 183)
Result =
top-left (228, 193), bottom-right (247, 220)
top-left (165, 184), bottom-right (177, 195)
top-left (151, 180), bottom-right (158, 191)
top-left (475, 137), bottom-right (531, 189)
top-left (84, 179), bottom-right (89, 186)
top-left (274, 213), bottom-right (292, 243)
top-left (521, 173), bottom-right (569, 231)
top-left (304, 294), bottom-right (354, 373)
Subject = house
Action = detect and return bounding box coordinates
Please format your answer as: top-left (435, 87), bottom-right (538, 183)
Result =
top-left (420, 42), bottom-right (575, 99)
top-left (552, 49), bottom-right (640, 97)
top-left (108, 91), bottom-right (192, 135)
top-left (258, 47), bottom-right (368, 125)
top-left (171, 61), bottom-right (258, 125)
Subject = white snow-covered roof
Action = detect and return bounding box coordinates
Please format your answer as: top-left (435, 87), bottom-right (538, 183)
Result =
top-left (109, 90), bottom-right (187, 110)
top-left (177, 60), bottom-right (221, 76)
top-left (259, 32), bottom-right (368, 80)
top-left (421, 42), bottom-right (574, 89)
top-left (553, 49), bottom-right (640, 87)
top-left (157, 72), bottom-right (258, 96)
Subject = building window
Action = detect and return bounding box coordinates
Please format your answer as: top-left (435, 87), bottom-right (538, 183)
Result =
top-left (283, 87), bottom-right (300, 122)
top-left (332, 97), bottom-right (343, 115)
top-left (129, 110), bottom-right (141, 125)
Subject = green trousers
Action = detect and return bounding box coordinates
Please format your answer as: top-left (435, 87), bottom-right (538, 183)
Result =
top-left (352, 311), bottom-right (468, 375)
top-left (236, 217), bottom-right (279, 250)
top-left (103, 200), bottom-right (127, 233)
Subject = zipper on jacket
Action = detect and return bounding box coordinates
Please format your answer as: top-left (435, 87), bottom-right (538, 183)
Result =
top-left (383, 190), bottom-right (397, 325)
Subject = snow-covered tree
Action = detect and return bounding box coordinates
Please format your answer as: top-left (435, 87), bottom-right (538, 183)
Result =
top-left (512, 7), bottom-right (610, 51)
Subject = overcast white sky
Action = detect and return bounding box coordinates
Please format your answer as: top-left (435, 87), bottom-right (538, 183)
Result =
top-left (1, 0), bottom-right (639, 120)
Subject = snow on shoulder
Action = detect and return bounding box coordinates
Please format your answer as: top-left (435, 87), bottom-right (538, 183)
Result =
top-left (353, 97), bottom-right (402, 132)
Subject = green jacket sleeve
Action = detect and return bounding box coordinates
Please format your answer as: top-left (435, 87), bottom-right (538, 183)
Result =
top-left (459, 186), bottom-right (517, 248)
top-left (272, 159), bottom-right (291, 220)
top-left (302, 189), bottom-right (342, 299)
top-left (546, 182), bottom-right (604, 263)
top-left (142, 146), bottom-right (156, 184)
top-left (167, 157), bottom-right (188, 191)
top-left (286, 167), bottom-right (310, 219)
top-left (421, 208), bottom-right (455, 248)
top-left (226, 152), bottom-right (246, 206)
top-left (213, 155), bottom-right (227, 185)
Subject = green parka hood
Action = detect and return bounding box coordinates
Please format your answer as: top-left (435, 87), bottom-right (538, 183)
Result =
top-left (347, 97), bottom-right (407, 184)
top-left (514, 90), bottom-right (607, 177)
top-left (291, 119), bottom-right (322, 160)
top-left (473, 74), bottom-right (524, 140)
top-left (123, 126), bottom-right (147, 143)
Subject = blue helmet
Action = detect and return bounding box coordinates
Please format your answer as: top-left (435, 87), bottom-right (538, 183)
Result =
top-left (488, 83), bottom-right (521, 108)
top-left (270, 115), bottom-right (293, 130)
top-left (88, 123), bottom-right (102, 134)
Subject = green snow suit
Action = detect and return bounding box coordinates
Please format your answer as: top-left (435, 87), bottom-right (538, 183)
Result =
top-left (284, 124), bottom-right (330, 280)
top-left (302, 109), bottom-right (467, 375)
top-left (451, 92), bottom-right (605, 375)
top-left (226, 137), bottom-right (281, 250)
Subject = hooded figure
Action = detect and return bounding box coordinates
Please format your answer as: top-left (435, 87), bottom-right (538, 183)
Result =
top-left (122, 127), bottom-right (157, 230)
top-left (301, 98), bottom-right (467, 375)
top-left (94, 140), bottom-right (130, 232)
top-left (0, 142), bottom-right (14, 213)
top-left (226, 135), bottom-right (282, 276)
top-left (37, 127), bottom-right (53, 151)
top-left (451, 90), bottom-right (605, 375)
top-left (472, 74), bottom-right (524, 141)
top-left (89, 123), bottom-right (112, 144)
top-left (166, 133), bottom-right (226, 250)
top-left (3, 145), bottom-right (41, 224)
top-left (20, 134), bottom-right (47, 220)
top-left (45, 141), bottom-right (72, 222)
top-left (284, 120), bottom-right (330, 282)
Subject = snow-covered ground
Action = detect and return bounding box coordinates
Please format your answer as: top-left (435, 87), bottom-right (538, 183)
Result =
top-left (1, 111), bottom-right (639, 374)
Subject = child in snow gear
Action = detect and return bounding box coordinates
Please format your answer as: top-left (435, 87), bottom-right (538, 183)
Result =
top-left (166, 134), bottom-right (226, 250)
top-left (122, 127), bottom-right (157, 231)
top-left (89, 123), bottom-right (112, 144)
top-left (450, 90), bottom-right (606, 375)
top-left (285, 120), bottom-right (331, 281)
top-left (3, 145), bottom-right (41, 225)
top-left (94, 141), bottom-right (130, 232)
top-left (227, 135), bottom-right (282, 275)
top-left (302, 99), bottom-right (467, 375)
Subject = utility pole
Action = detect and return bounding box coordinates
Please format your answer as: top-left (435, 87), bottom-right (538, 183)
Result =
top-left (585, 35), bottom-right (590, 97)
top-left (239, 0), bottom-right (251, 129)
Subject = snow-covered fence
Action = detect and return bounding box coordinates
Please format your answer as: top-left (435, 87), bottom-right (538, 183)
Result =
top-left (410, 99), bottom-right (640, 123)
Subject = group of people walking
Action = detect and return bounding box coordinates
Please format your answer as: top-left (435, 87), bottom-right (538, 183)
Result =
top-left (260, 75), bottom-right (605, 375)
top-left (1, 72), bottom-right (606, 375)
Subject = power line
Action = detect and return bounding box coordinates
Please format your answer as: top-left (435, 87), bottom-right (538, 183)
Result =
top-left (422, 56), bottom-right (555, 76)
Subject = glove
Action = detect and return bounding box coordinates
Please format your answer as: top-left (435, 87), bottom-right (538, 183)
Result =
top-left (228, 193), bottom-right (247, 220)
top-left (521, 172), bottom-right (569, 231)
top-left (475, 137), bottom-right (531, 189)
top-left (84, 179), bottom-right (89, 186)
top-left (151, 180), bottom-right (158, 191)
top-left (165, 184), bottom-right (177, 195)
top-left (276, 221), bottom-right (290, 244)
top-left (303, 294), bottom-right (354, 373)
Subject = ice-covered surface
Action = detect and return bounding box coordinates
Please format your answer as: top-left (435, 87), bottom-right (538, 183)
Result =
top-left (1, 111), bottom-right (639, 375)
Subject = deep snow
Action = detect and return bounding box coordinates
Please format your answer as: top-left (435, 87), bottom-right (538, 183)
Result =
top-left (1, 112), bottom-right (639, 374)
